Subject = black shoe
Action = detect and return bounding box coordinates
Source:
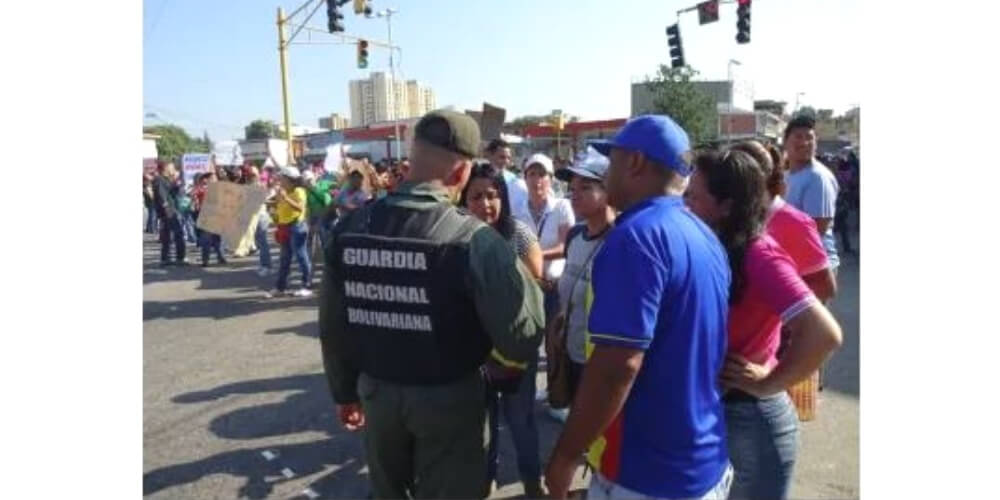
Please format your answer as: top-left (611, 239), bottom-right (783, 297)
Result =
top-left (201, 261), bottom-right (209, 268)
top-left (159, 261), bottom-right (173, 268)
top-left (176, 260), bottom-right (190, 267)
top-left (218, 258), bottom-right (228, 265)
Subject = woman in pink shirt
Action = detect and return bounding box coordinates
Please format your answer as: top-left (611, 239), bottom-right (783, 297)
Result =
top-left (731, 141), bottom-right (836, 301)
top-left (685, 149), bottom-right (842, 500)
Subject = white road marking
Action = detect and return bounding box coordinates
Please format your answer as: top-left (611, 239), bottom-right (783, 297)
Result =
top-left (261, 450), bottom-right (277, 461)
top-left (302, 488), bottom-right (320, 499)
top-left (281, 467), bottom-right (295, 479)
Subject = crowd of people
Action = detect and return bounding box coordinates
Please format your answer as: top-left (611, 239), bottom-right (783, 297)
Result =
top-left (313, 109), bottom-right (854, 500)
top-left (145, 109), bottom-right (858, 499)
top-left (143, 155), bottom-right (410, 298)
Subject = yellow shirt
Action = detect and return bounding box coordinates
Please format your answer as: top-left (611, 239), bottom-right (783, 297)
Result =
top-left (276, 187), bottom-right (307, 224)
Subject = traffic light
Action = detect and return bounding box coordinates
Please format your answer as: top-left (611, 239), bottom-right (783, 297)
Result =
top-left (736, 0), bottom-right (751, 44)
top-left (327, 0), bottom-right (345, 33)
top-left (697, 0), bottom-right (719, 25)
top-left (666, 24), bottom-right (685, 69)
top-left (353, 0), bottom-right (372, 16)
top-left (357, 40), bottom-right (369, 69)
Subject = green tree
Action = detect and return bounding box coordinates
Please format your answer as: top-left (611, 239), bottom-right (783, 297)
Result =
top-left (143, 124), bottom-right (196, 161)
top-left (644, 65), bottom-right (717, 146)
top-left (245, 119), bottom-right (280, 140)
top-left (796, 106), bottom-right (818, 119)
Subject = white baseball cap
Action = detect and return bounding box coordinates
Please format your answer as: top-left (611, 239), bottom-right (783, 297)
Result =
top-left (523, 153), bottom-right (554, 175)
top-left (279, 166), bottom-right (301, 179)
top-left (301, 170), bottom-right (316, 182)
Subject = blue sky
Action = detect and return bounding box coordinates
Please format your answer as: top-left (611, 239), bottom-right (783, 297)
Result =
top-left (143, 0), bottom-right (860, 142)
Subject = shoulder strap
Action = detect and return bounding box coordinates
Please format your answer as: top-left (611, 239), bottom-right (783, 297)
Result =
top-left (563, 223), bottom-right (587, 259)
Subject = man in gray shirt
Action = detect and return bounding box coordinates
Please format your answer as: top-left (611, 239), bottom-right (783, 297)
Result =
top-left (783, 115), bottom-right (841, 271)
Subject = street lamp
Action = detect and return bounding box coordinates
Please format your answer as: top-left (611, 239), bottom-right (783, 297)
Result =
top-left (367, 7), bottom-right (401, 163)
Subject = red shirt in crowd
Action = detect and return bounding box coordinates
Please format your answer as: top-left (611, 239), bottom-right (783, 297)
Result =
top-left (765, 196), bottom-right (829, 277)
top-left (727, 235), bottom-right (817, 369)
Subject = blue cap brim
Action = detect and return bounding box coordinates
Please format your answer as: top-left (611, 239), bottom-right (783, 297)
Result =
top-left (589, 140), bottom-right (615, 158)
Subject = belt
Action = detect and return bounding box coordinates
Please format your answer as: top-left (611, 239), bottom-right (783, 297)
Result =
top-left (722, 389), bottom-right (759, 403)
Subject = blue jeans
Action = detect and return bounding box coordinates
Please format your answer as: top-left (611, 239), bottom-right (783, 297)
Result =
top-left (182, 212), bottom-right (198, 243)
top-left (276, 221), bottom-right (312, 291)
top-left (145, 206), bottom-right (158, 233)
top-left (486, 356), bottom-right (541, 485)
top-left (307, 215), bottom-right (328, 257)
top-left (255, 216), bottom-right (272, 270)
top-left (199, 231), bottom-right (225, 264)
top-left (159, 216), bottom-right (186, 263)
top-left (725, 392), bottom-right (799, 500)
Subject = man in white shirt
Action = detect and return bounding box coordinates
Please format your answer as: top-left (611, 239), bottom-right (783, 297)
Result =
top-left (486, 138), bottom-right (530, 216)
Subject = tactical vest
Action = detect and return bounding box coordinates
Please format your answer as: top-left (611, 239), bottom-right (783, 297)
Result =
top-left (330, 198), bottom-right (492, 385)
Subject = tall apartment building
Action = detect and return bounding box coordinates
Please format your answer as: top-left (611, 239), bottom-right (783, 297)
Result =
top-left (318, 113), bottom-right (350, 130)
top-left (349, 72), bottom-right (437, 127)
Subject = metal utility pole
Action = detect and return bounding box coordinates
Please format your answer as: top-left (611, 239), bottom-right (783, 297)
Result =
top-left (277, 7), bottom-right (294, 163)
top-left (369, 7), bottom-right (400, 162)
top-left (275, 0), bottom-right (398, 166)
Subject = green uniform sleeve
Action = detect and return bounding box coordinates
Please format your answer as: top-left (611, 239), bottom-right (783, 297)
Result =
top-left (319, 221), bottom-right (361, 405)
top-left (467, 227), bottom-right (545, 368)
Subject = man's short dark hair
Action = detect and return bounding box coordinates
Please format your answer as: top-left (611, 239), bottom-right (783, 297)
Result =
top-left (485, 138), bottom-right (510, 154)
top-left (784, 115), bottom-right (816, 140)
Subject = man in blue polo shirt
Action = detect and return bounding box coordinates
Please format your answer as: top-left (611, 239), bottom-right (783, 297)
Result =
top-left (545, 115), bottom-right (733, 500)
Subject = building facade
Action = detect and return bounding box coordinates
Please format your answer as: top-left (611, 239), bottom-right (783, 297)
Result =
top-left (349, 72), bottom-right (436, 127)
top-left (318, 113), bottom-right (350, 130)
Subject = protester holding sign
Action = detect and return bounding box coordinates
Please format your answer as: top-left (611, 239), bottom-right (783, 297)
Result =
top-left (267, 167), bottom-right (312, 298)
top-left (193, 172), bottom-right (227, 267)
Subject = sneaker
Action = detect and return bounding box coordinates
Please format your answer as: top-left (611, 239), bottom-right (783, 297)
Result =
top-left (218, 257), bottom-right (228, 265)
top-left (175, 260), bottom-right (190, 267)
top-left (264, 289), bottom-right (286, 299)
top-left (547, 407), bottom-right (569, 423)
top-left (257, 268), bottom-right (272, 277)
top-left (293, 288), bottom-right (313, 298)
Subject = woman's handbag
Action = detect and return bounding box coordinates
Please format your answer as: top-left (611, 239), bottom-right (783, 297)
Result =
top-left (275, 223), bottom-right (291, 245)
top-left (545, 314), bottom-right (572, 409)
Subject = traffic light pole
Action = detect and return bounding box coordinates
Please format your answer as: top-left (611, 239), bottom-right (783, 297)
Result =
top-left (276, 0), bottom-right (398, 166)
top-left (277, 7), bottom-right (294, 164)
top-left (386, 11), bottom-right (401, 164)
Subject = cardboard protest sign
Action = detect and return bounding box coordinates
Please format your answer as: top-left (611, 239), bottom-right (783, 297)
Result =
top-left (481, 103), bottom-right (506, 142)
top-left (182, 153), bottom-right (213, 186)
top-left (196, 182), bottom-right (269, 249)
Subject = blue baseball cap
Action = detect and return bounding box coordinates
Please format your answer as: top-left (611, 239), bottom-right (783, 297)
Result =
top-left (589, 115), bottom-right (693, 176)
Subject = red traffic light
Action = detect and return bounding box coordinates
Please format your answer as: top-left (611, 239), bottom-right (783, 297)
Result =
top-left (359, 40), bottom-right (369, 50)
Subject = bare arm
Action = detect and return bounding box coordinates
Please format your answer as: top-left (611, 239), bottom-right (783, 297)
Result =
top-left (802, 268), bottom-right (837, 302)
top-left (813, 217), bottom-right (833, 235)
top-left (723, 303), bottom-right (842, 396)
top-left (522, 240), bottom-right (544, 281)
top-left (541, 223), bottom-right (571, 261)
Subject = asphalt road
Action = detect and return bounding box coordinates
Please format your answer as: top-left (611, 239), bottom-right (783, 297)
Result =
top-left (143, 231), bottom-right (858, 499)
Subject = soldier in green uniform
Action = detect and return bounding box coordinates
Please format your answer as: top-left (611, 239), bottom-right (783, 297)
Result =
top-left (319, 110), bottom-right (545, 499)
